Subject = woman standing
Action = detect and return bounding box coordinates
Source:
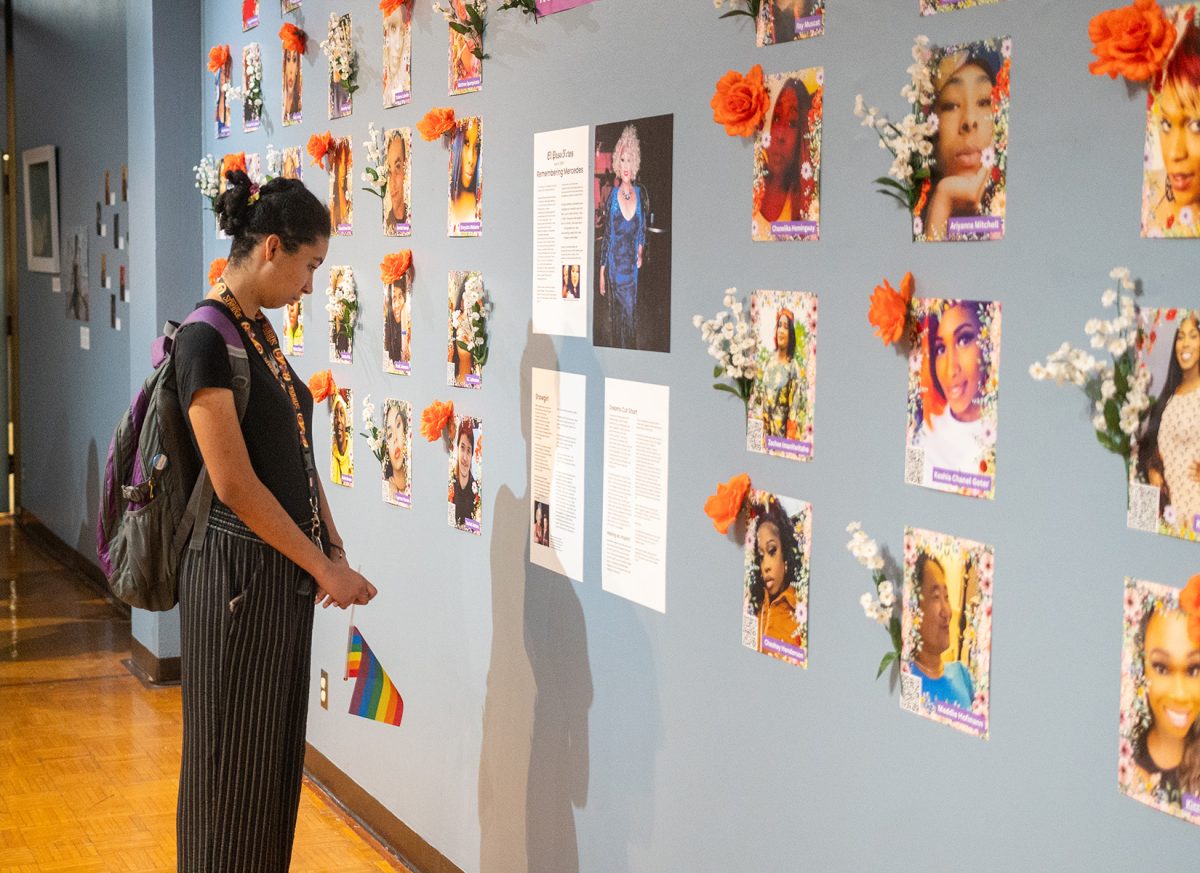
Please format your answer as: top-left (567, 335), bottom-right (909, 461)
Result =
top-left (758, 308), bottom-right (805, 441)
top-left (1137, 315), bottom-right (1200, 530)
top-left (174, 170), bottom-right (376, 872)
top-left (599, 124), bottom-right (646, 349)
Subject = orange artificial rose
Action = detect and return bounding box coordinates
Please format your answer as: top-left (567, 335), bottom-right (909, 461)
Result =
top-left (1182, 575), bottom-right (1200, 645)
top-left (307, 132), bottom-right (333, 169)
top-left (380, 0), bottom-right (409, 14)
top-left (710, 64), bottom-right (769, 138)
top-left (221, 152), bottom-right (247, 176)
top-left (1088, 0), bottom-right (1176, 81)
top-left (207, 44), bottom-right (230, 74)
top-left (417, 107), bottom-right (456, 142)
top-left (868, 272), bottom-right (913, 346)
top-left (279, 23), bottom-right (307, 54)
top-left (307, 370), bottom-right (336, 403)
top-left (380, 251), bottom-right (413, 285)
top-left (703, 473), bottom-right (751, 535)
top-left (421, 400), bottom-right (455, 442)
top-left (207, 257), bottom-right (228, 287)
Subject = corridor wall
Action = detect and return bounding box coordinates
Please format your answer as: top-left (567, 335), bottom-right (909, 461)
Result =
top-left (155, 0), bottom-right (1200, 869)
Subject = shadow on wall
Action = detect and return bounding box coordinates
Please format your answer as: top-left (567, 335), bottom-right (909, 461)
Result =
top-left (77, 439), bottom-right (100, 565)
top-left (478, 324), bottom-right (593, 873)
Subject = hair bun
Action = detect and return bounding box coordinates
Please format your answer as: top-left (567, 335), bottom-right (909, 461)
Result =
top-left (214, 169), bottom-right (255, 236)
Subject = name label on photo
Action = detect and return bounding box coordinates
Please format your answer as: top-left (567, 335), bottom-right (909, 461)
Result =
top-left (765, 435), bottom-right (812, 459)
top-left (795, 15), bottom-right (822, 35)
top-left (931, 466), bottom-right (992, 492)
top-left (934, 701), bottom-right (986, 735)
top-left (770, 219), bottom-right (818, 239)
top-left (762, 636), bottom-right (806, 664)
top-left (947, 215), bottom-right (1003, 237)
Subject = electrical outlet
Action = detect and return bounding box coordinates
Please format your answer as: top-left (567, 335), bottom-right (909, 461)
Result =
top-left (320, 669), bottom-right (328, 709)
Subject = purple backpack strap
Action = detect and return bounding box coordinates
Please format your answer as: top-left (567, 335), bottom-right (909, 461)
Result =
top-left (182, 305), bottom-right (244, 349)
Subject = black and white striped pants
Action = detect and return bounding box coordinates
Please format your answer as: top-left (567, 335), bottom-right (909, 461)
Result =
top-left (176, 504), bottom-right (316, 873)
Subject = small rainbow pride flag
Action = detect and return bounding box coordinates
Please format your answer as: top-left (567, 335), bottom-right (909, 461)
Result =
top-left (346, 626), bottom-right (403, 727)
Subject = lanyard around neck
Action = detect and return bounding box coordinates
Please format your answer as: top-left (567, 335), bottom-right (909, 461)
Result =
top-left (215, 280), bottom-right (310, 452)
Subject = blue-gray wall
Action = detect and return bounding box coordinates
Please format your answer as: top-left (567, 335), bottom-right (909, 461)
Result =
top-left (15, 0), bottom-right (1197, 869)
top-left (15, 0), bottom-right (129, 559)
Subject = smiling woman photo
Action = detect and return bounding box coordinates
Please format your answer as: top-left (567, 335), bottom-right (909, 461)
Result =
top-left (743, 492), bottom-right (810, 667)
top-left (1144, 18), bottom-right (1200, 237)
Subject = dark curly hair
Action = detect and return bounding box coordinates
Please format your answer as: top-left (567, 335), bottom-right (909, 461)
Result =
top-left (1133, 602), bottom-right (1200, 797)
top-left (214, 170), bottom-right (329, 264)
top-left (746, 495), bottom-right (801, 614)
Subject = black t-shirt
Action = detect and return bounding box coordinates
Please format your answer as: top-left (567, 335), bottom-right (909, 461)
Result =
top-left (174, 299), bottom-right (315, 524)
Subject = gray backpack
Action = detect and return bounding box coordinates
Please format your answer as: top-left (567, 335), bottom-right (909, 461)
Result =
top-left (97, 308), bottom-right (250, 611)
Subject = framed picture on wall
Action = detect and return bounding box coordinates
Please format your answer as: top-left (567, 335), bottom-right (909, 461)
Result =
top-left (22, 145), bottom-right (60, 273)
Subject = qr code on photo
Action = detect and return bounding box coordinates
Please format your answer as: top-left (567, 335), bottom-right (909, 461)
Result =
top-left (741, 613), bottom-right (757, 650)
top-left (900, 673), bottom-right (922, 714)
top-left (746, 419), bottom-right (764, 453)
top-left (1127, 483), bottom-right (1160, 533)
top-left (904, 447), bottom-right (925, 486)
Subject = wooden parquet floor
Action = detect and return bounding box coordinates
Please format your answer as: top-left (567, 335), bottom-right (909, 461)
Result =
top-left (0, 518), bottom-right (411, 872)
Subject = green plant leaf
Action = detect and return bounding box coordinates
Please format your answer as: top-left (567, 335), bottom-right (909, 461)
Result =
top-left (873, 176), bottom-right (909, 193)
top-left (877, 651), bottom-right (897, 679)
top-left (713, 364), bottom-right (724, 379)
top-left (1104, 399), bottom-right (1120, 433)
top-left (448, 20), bottom-right (469, 34)
top-left (875, 189), bottom-right (910, 209)
top-left (913, 166), bottom-right (930, 180)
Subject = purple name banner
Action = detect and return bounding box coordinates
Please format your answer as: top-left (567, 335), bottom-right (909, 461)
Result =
top-left (466, 374), bottom-right (482, 387)
top-left (393, 221), bottom-right (411, 235)
top-left (1185, 793), bottom-right (1200, 816)
top-left (795, 15), bottom-right (823, 34)
top-left (931, 466), bottom-right (992, 492)
top-left (336, 222), bottom-right (352, 235)
top-left (770, 219), bottom-right (818, 238)
top-left (393, 493), bottom-right (412, 509)
top-left (245, 15), bottom-right (260, 28)
top-left (947, 215), bottom-right (1004, 237)
top-left (465, 518), bottom-right (481, 533)
top-left (392, 89), bottom-right (410, 104)
top-left (765, 435), bottom-right (813, 459)
top-left (335, 349), bottom-right (352, 364)
top-left (458, 221), bottom-right (482, 234)
top-left (536, 0), bottom-right (598, 13)
top-left (287, 111), bottom-right (302, 124)
top-left (340, 474), bottom-right (354, 488)
top-left (1191, 514), bottom-right (1200, 534)
top-left (455, 76), bottom-right (482, 90)
top-left (245, 118), bottom-right (261, 132)
top-left (335, 94), bottom-right (352, 114)
top-left (934, 701), bottom-right (986, 734)
top-left (762, 636), bottom-right (806, 664)
top-left (390, 360), bottom-right (411, 375)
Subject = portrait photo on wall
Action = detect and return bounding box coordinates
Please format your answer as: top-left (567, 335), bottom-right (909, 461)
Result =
top-left (283, 299), bottom-right (304, 356)
top-left (448, 9), bottom-right (482, 95)
top-left (593, 113), bottom-right (673, 353)
top-left (920, 0), bottom-right (1004, 15)
top-left (382, 1), bottom-right (412, 107)
top-left (383, 266), bottom-right (412, 375)
top-left (66, 227), bottom-right (89, 322)
top-left (1119, 577), bottom-right (1200, 827)
top-left (243, 0), bottom-right (260, 30)
top-left (242, 44), bottom-right (262, 132)
top-left (741, 490), bottom-right (811, 668)
top-left (282, 36), bottom-right (303, 124)
top-left (532, 501), bottom-right (550, 547)
top-left (447, 116), bottom-right (482, 237)
top-left (215, 51), bottom-right (232, 139)
top-left (21, 145), bottom-right (59, 273)
top-left (327, 266), bottom-right (356, 364)
top-left (753, 68), bottom-right (822, 242)
top-left (281, 146), bottom-right (303, 180)
top-left (561, 264), bottom-right (581, 299)
top-left (900, 527), bottom-right (993, 739)
top-left (329, 136), bottom-right (353, 235)
top-left (905, 297), bottom-right (1001, 501)
top-left (1128, 306), bottom-right (1200, 541)
top-left (381, 399), bottom-right (412, 508)
top-left (328, 12), bottom-right (354, 119)
top-left (1142, 6), bottom-right (1200, 238)
top-left (447, 414), bottom-right (483, 535)
top-left (282, 0), bottom-right (301, 12)
top-left (330, 387), bottom-right (354, 488)
top-left (913, 35), bottom-right (1011, 242)
top-left (756, 0), bottom-right (824, 46)
top-left (747, 290), bottom-right (817, 461)
top-left (384, 127), bottom-right (412, 236)
top-left (447, 270), bottom-right (485, 388)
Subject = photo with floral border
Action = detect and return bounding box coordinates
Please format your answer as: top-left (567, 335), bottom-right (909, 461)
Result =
top-left (1128, 305), bottom-right (1200, 541)
top-left (900, 527), bottom-right (993, 740)
top-left (242, 43), bottom-right (263, 132)
top-left (383, 0), bottom-right (413, 108)
top-left (329, 136), bottom-right (353, 236)
top-left (448, 270), bottom-right (486, 389)
top-left (330, 386), bottom-right (354, 488)
top-left (447, 414), bottom-right (483, 535)
top-left (326, 265), bottom-right (357, 365)
top-left (752, 67), bottom-right (822, 242)
top-left (912, 35), bottom-right (1011, 243)
top-left (747, 290), bottom-right (817, 461)
top-left (756, 0), bottom-right (824, 46)
top-left (920, 0), bottom-right (1004, 16)
top-left (905, 297), bottom-right (1001, 500)
top-left (326, 12), bottom-right (355, 120)
top-left (741, 490), bottom-right (811, 668)
top-left (380, 399), bottom-right (413, 508)
top-left (1141, 4), bottom-right (1200, 238)
top-left (1119, 576), bottom-right (1200, 826)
